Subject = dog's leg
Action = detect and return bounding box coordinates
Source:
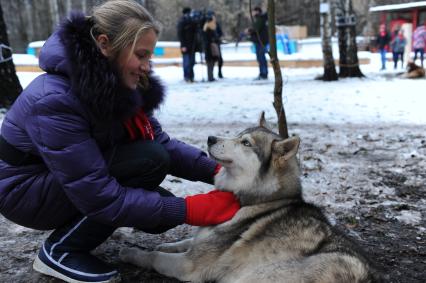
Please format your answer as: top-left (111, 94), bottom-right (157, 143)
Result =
top-left (120, 248), bottom-right (196, 282)
top-left (120, 247), bottom-right (153, 269)
top-left (151, 251), bottom-right (196, 281)
top-left (154, 238), bottom-right (193, 253)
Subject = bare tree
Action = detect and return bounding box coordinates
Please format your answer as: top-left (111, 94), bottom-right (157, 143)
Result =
top-left (267, 0), bottom-right (288, 138)
top-left (0, 2), bottom-right (22, 108)
top-left (81, 0), bottom-right (87, 14)
top-left (335, 0), bottom-right (364, 77)
top-left (248, 0), bottom-right (289, 138)
top-left (318, 0), bottom-right (338, 81)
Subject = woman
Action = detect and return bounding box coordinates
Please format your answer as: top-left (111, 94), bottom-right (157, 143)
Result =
top-left (203, 14), bottom-right (220, 82)
top-left (391, 29), bottom-right (407, 69)
top-left (0, 1), bottom-right (239, 282)
top-left (376, 24), bottom-right (390, 70)
top-left (413, 20), bottom-right (426, 67)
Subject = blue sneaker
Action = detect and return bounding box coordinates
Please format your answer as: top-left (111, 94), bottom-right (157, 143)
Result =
top-left (33, 243), bottom-right (119, 283)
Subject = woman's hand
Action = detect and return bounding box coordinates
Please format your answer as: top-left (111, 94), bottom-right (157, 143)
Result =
top-left (185, 190), bottom-right (240, 226)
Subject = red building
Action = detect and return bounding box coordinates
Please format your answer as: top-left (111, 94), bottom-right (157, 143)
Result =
top-left (370, 1), bottom-right (426, 34)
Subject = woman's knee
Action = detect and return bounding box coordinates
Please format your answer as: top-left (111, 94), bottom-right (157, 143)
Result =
top-left (108, 141), bottom-right (171, 187)
top-left (136, 141), bottom-right (170, 176)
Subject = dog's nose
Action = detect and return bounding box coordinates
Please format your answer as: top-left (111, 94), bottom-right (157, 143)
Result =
top-left (207, 136), bottom-right (217, 146)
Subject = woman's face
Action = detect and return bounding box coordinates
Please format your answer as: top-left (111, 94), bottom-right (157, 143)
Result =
top-left (116, 29), bottom-right (157, 90)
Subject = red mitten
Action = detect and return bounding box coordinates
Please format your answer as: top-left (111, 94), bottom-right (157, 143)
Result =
top-left (185, 190), bottom-right (240, 226)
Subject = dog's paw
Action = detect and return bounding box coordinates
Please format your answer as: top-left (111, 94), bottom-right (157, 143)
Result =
top-left (119, 247), bottom-right (152, 269)
top-left (154, 242), bottom-right (180, 253)
top-left (119, 247), bottom-right (137, 263)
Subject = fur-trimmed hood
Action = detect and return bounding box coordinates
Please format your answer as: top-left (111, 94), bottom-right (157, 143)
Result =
top-left (38, 12), bottom-right (165, 121)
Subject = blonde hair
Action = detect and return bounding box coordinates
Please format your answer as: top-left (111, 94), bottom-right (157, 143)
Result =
top-left (203, 16), bottom-right (217, 32)
top-left (91, 0), bottom-right (160, 58)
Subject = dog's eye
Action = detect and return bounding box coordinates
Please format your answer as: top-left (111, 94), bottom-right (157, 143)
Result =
top-left (241, 140), bottom-right (251, 147)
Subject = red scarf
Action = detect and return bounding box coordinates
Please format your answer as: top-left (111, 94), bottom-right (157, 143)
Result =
top-left (123, 109), bottom-right (154, 141)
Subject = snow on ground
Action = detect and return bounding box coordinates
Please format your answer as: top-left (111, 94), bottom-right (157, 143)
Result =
top-left (4, 52), bottom-right (425, 127)
top-left (152, 61), bottom-right (426, 126)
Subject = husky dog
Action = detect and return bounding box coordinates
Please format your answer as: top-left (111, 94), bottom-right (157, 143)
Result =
top-left (402, 61), bottom-right (425, 79)
top-left (120, 113), bottom-right (382, 283)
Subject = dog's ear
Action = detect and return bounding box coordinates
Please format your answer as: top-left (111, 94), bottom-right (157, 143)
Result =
top-left (258, 111), bottom-right (272, 130)
top-left (259, 111), bottom-right (267, 127)
top-left (272, 136), bottom-right (300, 162)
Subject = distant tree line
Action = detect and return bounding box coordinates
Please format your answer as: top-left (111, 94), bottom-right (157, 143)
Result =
top-left (0, 0), bottom-right (416, 53)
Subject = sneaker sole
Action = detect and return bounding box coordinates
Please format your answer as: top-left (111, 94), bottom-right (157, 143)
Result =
top-left (33, 256), bottom-right (120, 283)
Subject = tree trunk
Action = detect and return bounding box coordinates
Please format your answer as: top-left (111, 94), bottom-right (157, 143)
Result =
top-left (49, 0), bottom-right (60, 30)
top-left (22, 0), bottom-right (34, 45)
top-left (319, 0), bottom-right (338, 81)
top-left (267, 0), bottom-right (289, 139)
top-left (335, 0), bottom-right (364, 78)
top-left (345, 21), bottom-right (364, 77)
top-left (235, 0), bottom-right (245, 40)
top-left (66, 0), bottom-right (72, 16)
top-left (337, 27), bottom-right (347, 74)
top-left (80, 0), bottom-right (87, 14)
top-left (0, 3), bottom-right (22, 108)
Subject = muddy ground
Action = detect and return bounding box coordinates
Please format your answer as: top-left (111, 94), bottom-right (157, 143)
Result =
top-left (0, 122), bottom-right (424, 282)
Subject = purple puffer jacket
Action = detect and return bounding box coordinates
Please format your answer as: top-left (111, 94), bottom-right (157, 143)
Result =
top-left (0, 13), bottom-right (216, 230)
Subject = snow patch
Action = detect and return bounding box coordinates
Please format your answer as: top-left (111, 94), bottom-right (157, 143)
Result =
top-left (395, 210), bottom-right (422, 225)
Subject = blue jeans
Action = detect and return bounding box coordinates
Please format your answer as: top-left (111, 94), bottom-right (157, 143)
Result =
top-left (182, 52), bottom-right (195, 80)
top-left (393, 52), bottom-right (404, 69)
top-left (379, 48), bottom-right (387, 69)
top-left (255, 43), bottom-right (268, 78)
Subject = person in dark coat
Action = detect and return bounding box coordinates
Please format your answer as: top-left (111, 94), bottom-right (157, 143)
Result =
top-left (203, 15), bottom-right (220, 82)
top-left (247, 6), bottom-right (269, 80)
top-left (0, 1), bottom-right (239, 282)
top-left (177, 7), bottom-right (197, 82)
top-left (376, 24), bottom-right (390, 70)
top-left (215, 13), bottom-right (224, 79)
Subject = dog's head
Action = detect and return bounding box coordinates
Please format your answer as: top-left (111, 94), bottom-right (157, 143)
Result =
top-left (208, 112), bottom-right (302, 205)
top-left (406, 61), bottom-right (419, 72)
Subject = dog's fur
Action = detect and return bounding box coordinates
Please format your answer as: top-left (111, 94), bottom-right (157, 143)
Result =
top-left (402, 62), bottom-right (425, 79)
top-left (120, 113), bottom-right (382, 283)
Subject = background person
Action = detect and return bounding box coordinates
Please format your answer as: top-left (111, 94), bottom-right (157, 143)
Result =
top-left (177, 7), bottom-right (197, 82)
top-left (246, 6), bottom-right (269, 80)
top-left (376, 23), bottom-right (390, 70)
top-left (413, 20), bottom-right (426, 68)
top-left (215, 12), bottom-right (224, 79)
top-left (391, 29), bottom-right (407, 69)
top-left (0, 1), bottom-right (240, 282)
top-left (203, 14), bottom-right (220, 82)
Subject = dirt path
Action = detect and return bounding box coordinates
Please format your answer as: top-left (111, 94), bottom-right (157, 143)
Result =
top-left (0, 123), bottom-right (424, 282)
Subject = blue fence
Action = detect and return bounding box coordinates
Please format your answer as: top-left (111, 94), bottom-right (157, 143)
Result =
top-left (250, 34), bottom-right (297, 54)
